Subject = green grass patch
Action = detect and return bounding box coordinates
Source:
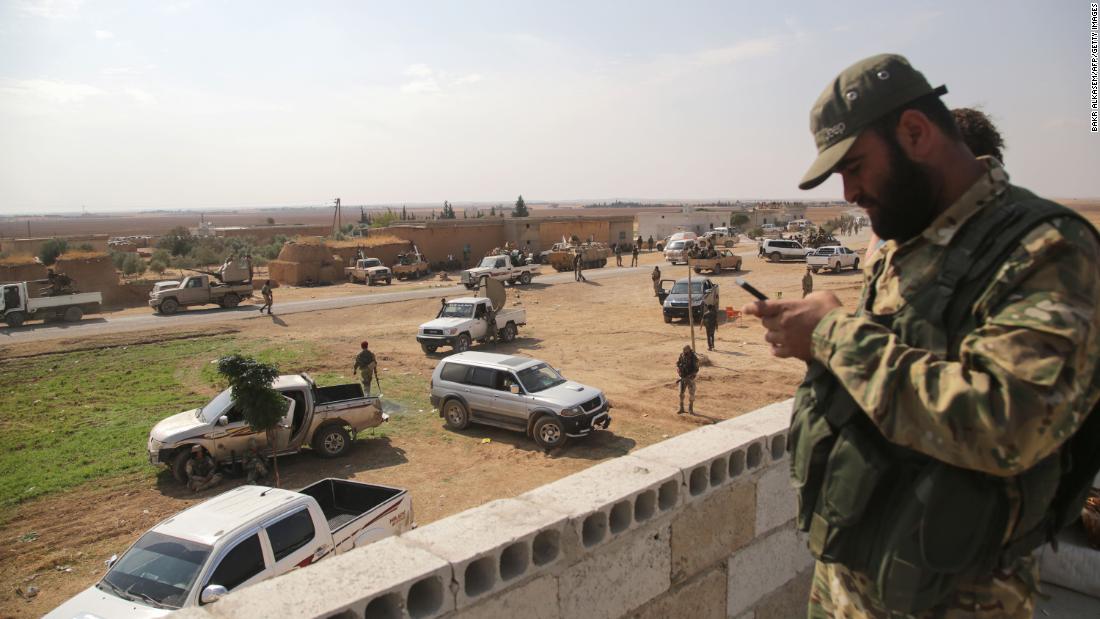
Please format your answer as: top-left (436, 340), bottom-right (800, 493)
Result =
top-left (0, 336), bottom-right (316, 512)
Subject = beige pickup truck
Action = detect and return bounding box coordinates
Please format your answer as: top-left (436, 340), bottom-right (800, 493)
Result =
top-left (149, 274), bottom-right (253, 314)
top-left (690, 248), bottom-right (744, 274)
top-left (147, 373), bottom-right (387, 482)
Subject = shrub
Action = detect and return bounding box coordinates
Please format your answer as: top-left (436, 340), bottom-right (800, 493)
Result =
top-left (38, 239), bottom-right (68, 266)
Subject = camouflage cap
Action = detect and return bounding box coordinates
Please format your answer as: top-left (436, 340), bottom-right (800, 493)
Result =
top-left (799, 53), bottom-right (947, 190)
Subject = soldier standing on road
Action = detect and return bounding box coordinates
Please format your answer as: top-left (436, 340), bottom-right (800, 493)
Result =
top-left (630, 244), bottom-right (639, 267)
top-left (702, 304), bottom-right (718, 351)
top-left (744, 54), bottom-right (1100, 619)
top-left (353, 341), bottom-right (379, 394)
top-left (802, 266), bottom-right (814, 298)
top-left (614, 243), bottom-right (623, 267)
top-left (243, 438), bottom-right (269, 484)
top-left (651, 265), bottom-right (662, 296)
top-left (258, 280), bottom-right (273, 314)
top-left (185, 445), bottom-right (223, 492)
top-left (675, 345), bottom-right (699, 415)
top-left (573, 250), bottom-right (587, 282)
top-left (647, 236), bottom-right (655, 251)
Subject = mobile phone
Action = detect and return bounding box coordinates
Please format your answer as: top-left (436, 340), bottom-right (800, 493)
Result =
top-left (734, 277), bottom-right (768, 301)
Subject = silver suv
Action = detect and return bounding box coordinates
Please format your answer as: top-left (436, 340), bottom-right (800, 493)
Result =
top-left (760, 239), bottom-right (810, 262)
top-left (429, 351), bottom-right (612, 450)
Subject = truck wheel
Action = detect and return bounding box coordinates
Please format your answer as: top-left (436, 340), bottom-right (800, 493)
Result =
top-left (160, 298), bottom-right (180, 315)
top-left (171, 449), bottom-right (191, 483)
top-left (221, 293), bottom-right (240, 308)
top-left (442, 399), bottom-right (470, 430)
top-left (812, 267), bottom-right (821, 274)
top-left (693, 267), bottom-right (702, 274)
top-left (500, 322), bottom-right (517, 343)
top-left (421, 343), bottom-right (438, 354)
top-left (832, 261), bottom-right (842, 273)
top-left (313, 425), bottom-right (351, 458)
top-left (663, 313), bottom-right (672, 324)
top-left (519, 271), bottom-right (532, 285)
top-left (5, 311), bottom-right (25, 327)
top-left (386, 277), bottom-right (392, 285)
top-left (63, 306), bottom-right (83, 322)
top-left (454, 333), bottom-right (471, 353)
top-left (533, 416), bottom-right (566, 451)
top-left (599, 259), bottom-right (607, 267)
top-left (769, 252), bottom-right (781, 262)
top-left (714, 264), bottom-right (722, 274)
top-left (852, 258), bottom-right (860, 271)
top-left (724, 240), bottom-right (734, 247)
top-left (656, 243), bottom-right (664, 251)
top-left (735, 259), bottom-right (742, 271)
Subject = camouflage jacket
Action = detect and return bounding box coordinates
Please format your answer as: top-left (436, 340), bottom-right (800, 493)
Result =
top-left (354, 349), bottom-right (376, 372)
top-left (812, 160), bottom-right (1100, 476)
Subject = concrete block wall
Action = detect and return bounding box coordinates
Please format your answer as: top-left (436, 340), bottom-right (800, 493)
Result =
top-left (178, 399), bottom-right (813, 619)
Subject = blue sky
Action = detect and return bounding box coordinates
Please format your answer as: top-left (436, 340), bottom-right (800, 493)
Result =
top-left (0, 0), bottom-right (1095, 212)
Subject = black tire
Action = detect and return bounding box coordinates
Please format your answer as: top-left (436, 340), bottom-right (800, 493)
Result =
top-left (519, 271), bottom-right (532, 285)
top-left (663, 314), bottom-right (672, 324)
top-left (714, 264), bottom-right (722, 275)
top-left (172, 449), bottom-right (191, 483)
top-left (442, 399), bottom-right (470, 430)
top-left (852, 258), bottom-right (860, 271)
top-left (312, 425), bottom-right (351, 458)
top-left (63, 306), bottom-right (83, 322)
top-left (533, 416), bottom-right (566, 451)
top-left (812, 267), bottom-right (821, 274)
top-left (656, 243), bottom-right (664, 251)
top-left (500, 322), bottom-right (517, 343)
top-left (769, 252), bottom-right (781, 262)
top-left (386, 277), bottom-right (392, 285)
top-left (221, 293), bottom-right (240, 308)
top-left (734, 259), bottom-right (742, 272)
top-left (832, 261), bottom-right (842, 273)
top-left (454, 333), bottom-right (471, 353)
top-left (693, 267), bottom-right (702, 274)
top-left (421, 343), bottom-right (438, 354)
top-left (159, 298), bottom-right (180, 315)
top-left (599, 259), bottom-right (607, 267)
top-left (5, 311), bottom-right (25, 327)
top-left (724, 240), bottom-right (734, 248)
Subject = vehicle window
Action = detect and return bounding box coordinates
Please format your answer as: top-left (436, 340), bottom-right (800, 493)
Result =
top-left (495, 259), bottom-right (505, 268)
top-left (670, 281), bottom-right (704, 294)
top-left (440, 303), bottom-right (474, 318)
top-left (206, 534), bottom-right (265, 593)
top-left (500, 372), bottom-right (520, 392)
top-left (478, 257), bottom-right (496, 268)
top-left (474, 304), bottom-right (487, 319)
top-left (440, 363), bottom-right (470, 384)
top-left (266, 509), bottom-right (315, 561)
top-left (467, 367), bottom-right (497, 388)
top-left (516, 363), bottom-right (567, 393)
top-left (224, 404), bottom-right (244, 424)
top-left (99, 531), bottom-right (211, 610)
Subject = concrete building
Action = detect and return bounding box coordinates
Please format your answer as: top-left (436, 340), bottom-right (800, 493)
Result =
top-left (636, 207), bottom-right (741, 242)
top-left (747, 203), bottom-right (808, 228)
top-left (191, 221), bottom-right (331, 243)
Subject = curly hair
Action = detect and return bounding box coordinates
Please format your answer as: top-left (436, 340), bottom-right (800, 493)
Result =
top-left (952, 107), bottom-right (1005, 164)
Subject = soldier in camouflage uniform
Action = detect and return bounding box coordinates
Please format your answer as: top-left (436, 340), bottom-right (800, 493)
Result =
top-left (651, 265), bottom-right (662, 296)
top-left (744, 54), bottom-right (1100, 618)
top-left (243, 438), bottom-right (268, 484)
top-left (676, 345), bottom-right (699, 415)
top-left (185, 445), bottom-right (223, 493)
top-left (353, 340), bottom-right (379, 394)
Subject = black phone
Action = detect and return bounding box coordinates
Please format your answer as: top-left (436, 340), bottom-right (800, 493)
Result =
top-left (734, 277), bottom-right (768, 301)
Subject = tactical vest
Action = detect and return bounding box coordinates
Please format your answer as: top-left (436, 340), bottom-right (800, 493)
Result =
top-left (789, 189), bottom-right (1100, 614)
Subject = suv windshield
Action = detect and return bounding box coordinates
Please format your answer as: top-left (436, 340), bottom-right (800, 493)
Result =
top-left (671, 281), bottom-right (704, 294)
top-left (440, 303), bottom-right (474, 319)
top-left (516, 363), bottom-right (566, 393)
top-left (99, 531), bottom-right (211, 609)
top-left (668, 241), bottom-right (686, 250)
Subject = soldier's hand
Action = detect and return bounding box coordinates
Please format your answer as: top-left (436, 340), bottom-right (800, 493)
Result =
top-left (742, 292), bottom-right (842, 361)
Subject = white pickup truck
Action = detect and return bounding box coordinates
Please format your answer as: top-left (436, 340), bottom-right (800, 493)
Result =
top-left (45, 479), bottom-right (412, 618)
top-left (148, 374), bottom-right (388, 483)
top-left (806, 245), bottom-right (860, 273)
top-left (0, 281), bottom-right (101, 327)
top-left (417, 296), bottom-right (526, 354)
top-left (460, 255), bottom-right (540, 289)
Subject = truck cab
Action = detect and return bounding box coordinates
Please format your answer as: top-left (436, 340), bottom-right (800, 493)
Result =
top-left (416, 296), bottom-right (526, 354)
top-left (460, 256), bottom-right (539, 288)
top-left (149, 275), bottom-right (253, 314)
top-left (346, 258), bottom-right (392, 285)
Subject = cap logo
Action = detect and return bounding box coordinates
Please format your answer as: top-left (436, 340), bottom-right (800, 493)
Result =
top-left (820, 122), bottom-right (846, 144)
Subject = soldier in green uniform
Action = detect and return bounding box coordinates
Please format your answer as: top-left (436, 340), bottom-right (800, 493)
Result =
top-left (353, 340), bottom-right (379, 394)
top-left (802, 265), bottom-right (813, 297)
top-left (702, 304), bottom-right (718, 351)
top-left (675, 345), bottom-right (699, 415)
top-left (243, 438), bottom-right (268, 484)
top-left (185, 445), bottom-right (223, 493)
top-left (743, 54), bottom-right (1100, 618)
top-left (651, 265), bottom-right (662, 296)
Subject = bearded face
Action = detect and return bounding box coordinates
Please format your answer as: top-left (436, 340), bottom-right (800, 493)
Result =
top-left (859, 131), bottom-right (938, 243)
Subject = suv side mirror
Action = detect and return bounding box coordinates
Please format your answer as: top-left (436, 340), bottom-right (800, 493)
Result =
top-left (217, 415), bottom-right (228, 426)
top-left (104, 554), bottom-right (118, 569)
top-left (201, 584), bottom-right (228, 604)
top-left (509, 384), bottom-right (521, 395)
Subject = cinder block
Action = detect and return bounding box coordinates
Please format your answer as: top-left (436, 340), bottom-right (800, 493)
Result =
top-left (518, 454), bottom-right (684, 556)
top-left (448, 574), bottom-right (559, 619)
top-left (726, 524), bottom-right (812, 618)
top-left (559, 521), bottom-right (672, 619)
top-left (402, 498), bottom-right (567, 609)
top-left (670, 480), bottom-right (755, 584)
top-left (203, 536), bottom-right (453, 619)
top-left (631, 423), bottom-right (764, 501)
top-left (752, 566), bottom-right (813, 619)
top-left (717, 399), bottom-right (793, 465)
top-left (754, 464), bottom-right (796, 536)
top-left (630, 564), bottom-right (728, 619)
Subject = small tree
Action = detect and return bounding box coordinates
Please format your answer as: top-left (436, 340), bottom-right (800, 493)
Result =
top-left (216, 355), bottom-right (288, 486)
top-left (440, 201), bottom-right (456, 219)
top-left (490, 206), bottom-right (496, 216)
top-left (38, 238), bottom-right (68, 266)
top-left (149, 259), bottom-right (167, 275)
top-left (731, 213), bottom-right (750, 229)
top-left (266, 217), bottom-right (275, 225)
top-left (122, 253), bottom-right (146, 276)
top-left (158, 226), bottom-right (195, 256)
top-left (512, 195), bottom-right (529, 217)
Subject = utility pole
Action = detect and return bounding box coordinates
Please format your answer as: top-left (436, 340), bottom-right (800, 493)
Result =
top-left (331, 198), bottom-right (342, 235)
top-left (686, 249), bottom-right (696, 353)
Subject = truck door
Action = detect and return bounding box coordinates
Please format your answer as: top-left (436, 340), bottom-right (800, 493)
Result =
top-left (179, 277), bottom-right (205, 304)
top-left (199, 533), bottom-right (269, 605)
top-left (1, 284), bottom-right (21, 313)
top-left (470, 303), bottom-right (489, 340)
top-left (262, 506), bottom-right (321, 573)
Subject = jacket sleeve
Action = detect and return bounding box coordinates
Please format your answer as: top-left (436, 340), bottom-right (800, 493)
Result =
top-left (811, 218), bottom-right (1100, 477)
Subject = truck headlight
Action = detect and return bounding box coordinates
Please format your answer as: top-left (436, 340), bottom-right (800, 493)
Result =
top-left (446, 328), bottom-right (458, 335)
top-left (561, 406), bottom-right (583, 417)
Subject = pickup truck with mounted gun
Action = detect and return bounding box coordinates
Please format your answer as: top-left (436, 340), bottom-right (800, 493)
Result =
top-left (45, 480), bottom-right (412, 618)
top-left (149, 274), bottom-right (253, 315)
top-left (461, 255), bottom-right (540, 289)
top-left (345, 258), bottom-right (392, 285)
top-left (148, 374), bottom-right (388, 482)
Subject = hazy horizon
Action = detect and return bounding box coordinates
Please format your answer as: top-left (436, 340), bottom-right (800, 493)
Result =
top-left (2, 1), bottom-right (1097, 214)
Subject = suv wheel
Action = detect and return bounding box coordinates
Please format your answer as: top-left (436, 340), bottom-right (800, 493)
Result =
top-left (454, 333), bottom-right (471, 353)
top-left (313, 425), bottom-right (351, 458)
top-left (443, 399), bottom-right (470, 430)
top-left (171, 449), bottom-right (191, 483)
top-left (533, 416), bottom-right (566, 450)
top-left (769, 252), bottom-right (781, 262)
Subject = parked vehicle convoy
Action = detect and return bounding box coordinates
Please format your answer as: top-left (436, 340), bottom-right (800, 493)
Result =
top-left (547, 242), bottom-right (609, 271)
top-left (690, 248), bottom-right (743, 274)
top-left (417, 281), bottom-right (525, 354)
top-left (0, 281), bottom-right (101, 327)
top-left (45, 480), bottom-right (412, 618)
top-left (345, 258), bottom-right (393, 285)
top-left (759, 239), bottom-right (811, 262)
top-left (806, 245), bottom-right (861, 273)
top-left (430, 351), bottom-right (612, 450)
top-left (657, 277), bottom-right (720, 323)
top-left (148, 374), bottom-right (387, 482)
top-left (460, 255), bottom-right (540, 288)
top-left (149, 275), bottom-right (254, 315)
